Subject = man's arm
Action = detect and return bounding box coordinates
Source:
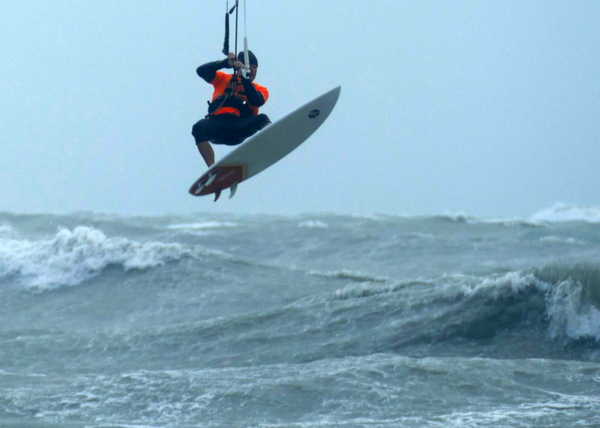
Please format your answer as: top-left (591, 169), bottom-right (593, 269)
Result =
top-left (196, 58), bottom-right (232, 83)
top-left (241, 79), bottom-right (268, 107)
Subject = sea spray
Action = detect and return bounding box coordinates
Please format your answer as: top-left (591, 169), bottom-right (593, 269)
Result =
top-left (0, 226), bottom-right (191, 290)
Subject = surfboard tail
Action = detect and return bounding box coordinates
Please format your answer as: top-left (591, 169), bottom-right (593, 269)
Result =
top-left (189, 165), bottom-right (245, 197)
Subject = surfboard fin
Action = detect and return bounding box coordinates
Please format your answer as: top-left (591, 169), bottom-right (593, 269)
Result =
top-left (213, 189), bottom-right (222, 202)
top-left (229, 183), bottom-right (238, 199)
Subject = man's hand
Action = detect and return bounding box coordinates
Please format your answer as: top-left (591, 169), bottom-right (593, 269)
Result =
top-left (226, 52), bottom-right (247, 71)
top-left (226, 52), bottom-right (237, 67)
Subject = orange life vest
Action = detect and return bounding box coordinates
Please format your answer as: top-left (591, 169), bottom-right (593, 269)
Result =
top-left (210, 71), bottom-right (269, 117)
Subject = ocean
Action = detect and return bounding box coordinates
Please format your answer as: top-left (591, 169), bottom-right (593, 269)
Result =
top-left (1, 204), bottom-right (599, 427)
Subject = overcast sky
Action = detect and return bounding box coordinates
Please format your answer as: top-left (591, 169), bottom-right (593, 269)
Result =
top-left (1, 1), bottom-right (599, 217)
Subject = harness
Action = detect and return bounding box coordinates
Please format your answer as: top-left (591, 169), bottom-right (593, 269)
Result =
top-left (207, 73), bottom-right (251, 117)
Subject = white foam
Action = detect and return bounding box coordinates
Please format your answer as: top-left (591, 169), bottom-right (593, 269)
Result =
top-left (444, 271), bottom-right (547, 299)
top-left (530, 203), bottom-right (600, 223)
top-left (539, 235), bottom-right (584, 245)
top-left (440, 398), bottom-right (600, 428)
top-left (334, 282), bottom-right (386, 300)
top-left (546, 278), bottom-right (600, 341)
top-left (0, 226), bottom-right (191, 290)
top-left (0, 223), bottom-right (14, 236)
top-left (298, 220), bottom-right (329, 229)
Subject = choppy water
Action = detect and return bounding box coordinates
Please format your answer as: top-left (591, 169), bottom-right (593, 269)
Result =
top-left (1, 204), bottom-right (600, 427)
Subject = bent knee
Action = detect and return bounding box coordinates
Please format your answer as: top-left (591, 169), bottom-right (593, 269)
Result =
top-left (256, 114), bottom-right (271, 131)
top-left (257, 114), bottom-right (271, 123)
top-left (191, 121), bottom-right (204, 139)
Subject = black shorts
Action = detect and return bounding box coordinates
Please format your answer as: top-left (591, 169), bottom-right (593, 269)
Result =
top-left (191, 113), bottom-right (271, 146)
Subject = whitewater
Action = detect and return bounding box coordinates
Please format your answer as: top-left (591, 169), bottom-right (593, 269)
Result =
top-left (1, 204), bottom-right (599, 427)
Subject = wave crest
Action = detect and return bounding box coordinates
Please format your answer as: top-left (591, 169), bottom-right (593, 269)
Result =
top-left (531, 203), bottom-right (600, 223)
top-left (0, 226), bottom-right (190, 290)
top-left (535, 264), bottom-right (600, 341)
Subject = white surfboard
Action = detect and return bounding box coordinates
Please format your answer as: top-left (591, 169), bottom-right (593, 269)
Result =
top-left (189, 86), bottom-right (341, 199)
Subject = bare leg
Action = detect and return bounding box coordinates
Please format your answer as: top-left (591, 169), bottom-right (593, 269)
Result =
top-left (196, 141), bottom-right (215, 167)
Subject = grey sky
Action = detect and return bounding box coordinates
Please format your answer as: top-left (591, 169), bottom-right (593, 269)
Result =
top-left (2, 1), bottom-right (599, 217)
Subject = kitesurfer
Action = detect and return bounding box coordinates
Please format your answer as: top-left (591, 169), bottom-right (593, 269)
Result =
top-left (191, 51), bottom-right (270, 167)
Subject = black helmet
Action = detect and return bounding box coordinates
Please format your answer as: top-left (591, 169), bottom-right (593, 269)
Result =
top-left (237, 50), bottom-right (258, 67)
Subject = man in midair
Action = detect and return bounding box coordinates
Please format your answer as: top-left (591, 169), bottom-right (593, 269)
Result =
top-left (191, 51), bottom-right (270, 167)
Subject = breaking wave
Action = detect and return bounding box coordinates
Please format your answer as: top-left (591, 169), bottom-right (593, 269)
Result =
top-left (0, 226), bottom-right (192, 290)
top-left (530, 203), bottom-right (600, 223)
top-left (326, 266), bottom-right (600, 352)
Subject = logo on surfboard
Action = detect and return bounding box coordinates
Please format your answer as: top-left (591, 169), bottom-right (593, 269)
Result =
top-left (308, 109), bottom-right (320, 119)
